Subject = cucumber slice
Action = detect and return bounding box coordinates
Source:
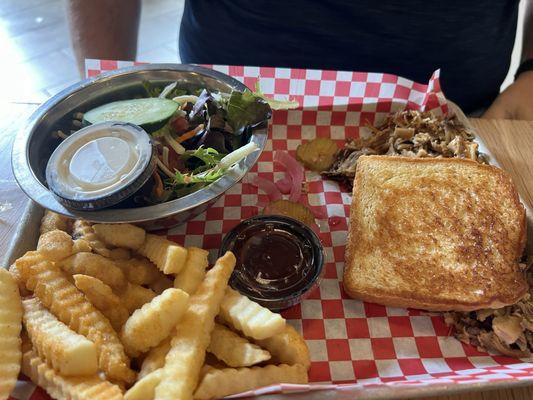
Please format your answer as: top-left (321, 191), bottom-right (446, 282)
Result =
top-left (83, 98), bottom-right (179, 132)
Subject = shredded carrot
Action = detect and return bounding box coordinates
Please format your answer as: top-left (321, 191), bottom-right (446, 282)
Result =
top-left (176, 124), bottom-right (204, 143)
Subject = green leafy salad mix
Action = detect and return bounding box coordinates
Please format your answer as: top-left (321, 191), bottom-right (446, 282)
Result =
top-left (77, 79), bottom-right (298, 205)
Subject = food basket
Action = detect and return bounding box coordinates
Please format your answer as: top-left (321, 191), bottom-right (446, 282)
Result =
top-left (5, 60), bottom-right (533, 400)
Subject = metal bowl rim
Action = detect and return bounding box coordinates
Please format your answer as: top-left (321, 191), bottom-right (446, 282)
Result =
top-left (12, 63), bottom-right (268, 223)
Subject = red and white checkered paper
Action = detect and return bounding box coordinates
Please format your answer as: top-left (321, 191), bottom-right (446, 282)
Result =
top-left (11, 60), bottom-right (533, 400)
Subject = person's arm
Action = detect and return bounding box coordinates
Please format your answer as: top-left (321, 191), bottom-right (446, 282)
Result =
top-left (484, 0), bottom-right (533, 120)
top-left (65, 0), bottom-right (141, 76)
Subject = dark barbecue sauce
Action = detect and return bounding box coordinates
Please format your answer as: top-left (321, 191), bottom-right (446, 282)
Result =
top-left (220, 215), bottom-right (324, 310)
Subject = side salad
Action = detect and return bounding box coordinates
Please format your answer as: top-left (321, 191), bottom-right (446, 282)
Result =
top-left (64, 80), bottom-right (298, 205)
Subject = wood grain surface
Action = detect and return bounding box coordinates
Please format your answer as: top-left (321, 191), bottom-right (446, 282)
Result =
top-left (0, 102), bottom-right (531, 399)
top-left (471, 119), bottom-right (533, 210)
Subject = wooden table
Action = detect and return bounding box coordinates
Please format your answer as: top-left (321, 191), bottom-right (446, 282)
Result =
top-left (1, 101), bottom-right (532, 400)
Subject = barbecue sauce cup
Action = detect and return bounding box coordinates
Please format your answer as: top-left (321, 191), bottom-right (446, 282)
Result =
top-left (219, 215), bottom-right (324, 311)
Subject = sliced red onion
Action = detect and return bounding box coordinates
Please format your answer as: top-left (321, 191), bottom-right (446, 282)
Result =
top-left (273, 151), bottom-right (304, 202)
top-left (250, 175), bottom-right (282, 201)
top-left (275, 175), bottom-right (292, 194)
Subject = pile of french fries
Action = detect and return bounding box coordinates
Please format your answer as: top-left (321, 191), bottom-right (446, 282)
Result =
top-left (0, 211), bottom-right (309, 400)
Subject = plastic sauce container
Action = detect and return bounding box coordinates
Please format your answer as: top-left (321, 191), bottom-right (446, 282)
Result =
top-left (219, 215), bottom-right (324, 311)
top-left (45, 121), bottom-right (156, 210)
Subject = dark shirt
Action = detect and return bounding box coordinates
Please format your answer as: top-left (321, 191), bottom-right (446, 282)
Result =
top-left (179, 0), bottom-right (519, 112)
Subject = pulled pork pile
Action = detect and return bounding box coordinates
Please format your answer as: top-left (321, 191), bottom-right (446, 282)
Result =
top-left (445, 258), bottom-right (533, 357)
top-left (323, 110), bottom-right (488, 187)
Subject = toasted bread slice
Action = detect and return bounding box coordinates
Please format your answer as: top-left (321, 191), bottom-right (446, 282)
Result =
top-left (344, 155), bottom-right (527, 311)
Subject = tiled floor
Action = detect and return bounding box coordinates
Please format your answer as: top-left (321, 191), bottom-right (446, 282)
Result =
top-left (0, 0), bottom-right (526, 104)
top-left (0, 0), bottom-right (183, 103)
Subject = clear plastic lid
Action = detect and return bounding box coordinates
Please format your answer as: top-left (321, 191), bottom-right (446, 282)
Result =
top-left (46, 122), bottom-right (155, 210)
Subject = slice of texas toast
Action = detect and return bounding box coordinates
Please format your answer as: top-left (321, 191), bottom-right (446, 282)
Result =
top-left (344, 155), bottom-right (527, 311)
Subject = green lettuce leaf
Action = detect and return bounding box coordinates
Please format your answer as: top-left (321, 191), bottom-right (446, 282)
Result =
top-left (143, 80), bottom-right (187, 99)
top-left (226, 89), bottom-right (271, 132)
top-left (173, 168), bottom-right (225, 185)
top-left (182, 146), bottom-right (223, 166)
top-left (252, 81), bottom-right (300, 110)
top-left (182, 146), bottom-right (225, 173)
top-left (142, 80), bottom-right (160, 97)
top-left (170, 142), bottom-right (258, 194)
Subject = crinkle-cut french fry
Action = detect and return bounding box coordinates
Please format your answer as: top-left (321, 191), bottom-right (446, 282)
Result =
top-left (9, 263), bottom-right (31, 296)
top-left (0, 268), bottom-right (22, 400)
top-left (14, 251), bottom-right (46, 275)
top-left (72, 219), bottom-right (112, 258)
top-left (125, 369), bottom-right (163, 400)
top-left (94, 223), bottom-right (146, 250)
top-left (15, 252), bottom-right (47, 297)
top-left (148, 275), bottom-right (173, 294)
top-left (254, 324), bottom-right (310, 370)
top-left (154, 251), bottom-right (236, 400)
top-left (60, 252), bottom-right (126, 291)
top-left (73, 274), bottom-right (129, 332)
top-left (219, 288), bottom-right (286, 340)
top-left (18, 258), bottom-right (135, 384)
top-left (194, 364), bottom-right (308, 400)
top-left (121, 283), bottom-right (157, 314)
top-left (22, 349), bottom-right (123, 400)
top-left (173, 247), bottom-right (208, 295)
top-left (208, 323), bottom-right (270, 367)
top-left (108, 247), bottom-right (131, 260)
top-left (22, 297), bottom-right (98, 376)
top-left (40, 210), bottom-right (72, 235)
top-left (121, 288), bottom-right (189, 353)
top-left (116, 257), bottom-right (162, 286)
top-left (139, 337), bottom-right (171, 379)
top-left (138, 234), bottom-right (188, 274)
top-left (37, 229), bottom-right (74, 262)
top-left (139, 322), bottom-right (231, 380)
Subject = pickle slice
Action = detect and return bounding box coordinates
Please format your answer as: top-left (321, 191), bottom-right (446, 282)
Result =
top-left (263, 199), bottom-right (315, 226)
top-left (296, 137), bottom-right (338, 171)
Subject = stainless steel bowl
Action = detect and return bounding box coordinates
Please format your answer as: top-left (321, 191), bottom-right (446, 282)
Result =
top-left (12, 64), bottom-right (268, 230)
